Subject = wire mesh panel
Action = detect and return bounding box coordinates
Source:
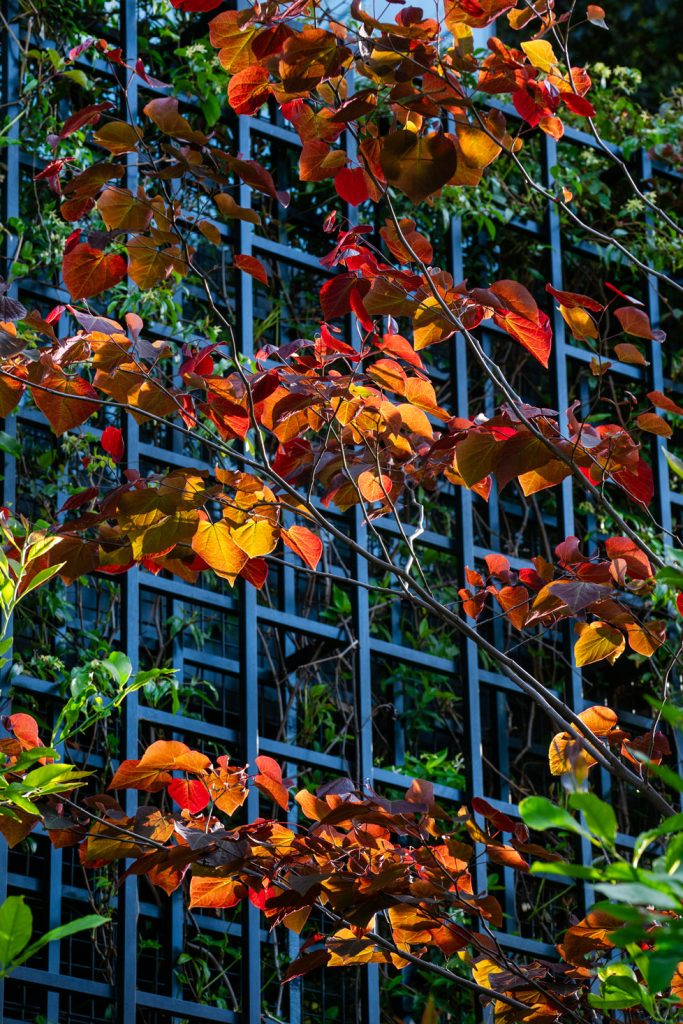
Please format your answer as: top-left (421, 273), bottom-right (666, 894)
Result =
top-left (0, 0), bottom-right (681, 1022)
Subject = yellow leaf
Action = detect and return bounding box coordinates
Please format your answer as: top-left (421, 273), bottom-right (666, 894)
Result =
top-left (191, 520), bottom-right (247, 583)
top-left (549, 706), bottom-right (618, 777)
top-left (559, 304), bottom-right (598, 341)
top-left (231, 518), bottom-right (279, 558)
top-left (574, 621), bottom-right (625, 667)
top-left (521, 39), bottom-right (559, 72)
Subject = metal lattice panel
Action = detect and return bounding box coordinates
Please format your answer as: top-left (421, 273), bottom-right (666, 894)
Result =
top-left (1, 1), bottom-right (682, 1021)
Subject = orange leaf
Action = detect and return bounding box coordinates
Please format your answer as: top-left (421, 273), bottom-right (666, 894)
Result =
top-left (6, 713), bottom-right (41, 750)
top-left (97, 187), bottom-right (153, 232)
top-left (214, 192), bottom-right (261, 225)
top-left (636, 412), bottom-right (672, 437)
top-left (282, 525), bottom-right (323, 570)
top-left (648, 390), bottom-right (683, 416)
top-left (139, 740), bottom-right (211, 773)
top-left (626, 620), bottom-right (666, 657)
top-left (31, 369), bottom-right (99, 434)
top-left (228, 66), bottom-right (271, 116)
top-left (495, 585), bottom-right (529, 630)
top-left (254, 755), bottom-right (289, 810)
top-left (108, 758), bottom-right (172, 792)
top-left (191, 519), bottom-right (248, 583)
top-left (231, 518), bottom-right (279, 558)
top-left (234, 254), bottom-right (269, 286)
top-left (126, 236), bottom-right (187, 290)
top-left (62, 243), bottom-right (127, 300)
top-left (574, 621), bottom-right (625, 667)
top-left (614, 342), bottom-right (648, 366)
top-left (189, 873), bottom-right (247, 909)
top-left (549, 705), bottom-right (618, 776)
top-left (142, 97), bottom-right (208, 145)
top-left (614, 305), bottom-right (665, 342)
top-left (358, 467), bottom-right (392, 503)
top-left (92, 120), bottom-right (144, 155)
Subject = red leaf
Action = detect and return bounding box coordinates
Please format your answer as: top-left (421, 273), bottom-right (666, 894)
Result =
top-left (4, 713), bottom-right (43, 751)
top-left (234, 254), bottom-right (269, 286)
top-left (334, 167), bottom-right (370, 206)
top-left (254, 755), bottom-right (290, 810)
top-left (562, 93), bottom-right (596, 118)
top-left (614, 306), bottom-right (665, 342)
top-left (647, 390), bottom-right (683, 416)
top-left (282, 525), bottom-right (323, 569)
top-left (167, 778), bottom-right (210, 813)
top-left (228, 66), bottom-right (271, 116)
top-left (613, 459), bottom-right (654, 506)
top-left (170, 0), bottom-right (223, 11)
top-left (101, 425), bottom-right (125, 463)
top-left (320, 274), bottom-right (369, 321)
top-left (545, 283), bottom-right (603, 312)
top-left (62, 243), bottom-right (127, 300)
top-left (59, 102), bottom-right (113, 140)
top-left (493, 308), bottom-right (552, 367)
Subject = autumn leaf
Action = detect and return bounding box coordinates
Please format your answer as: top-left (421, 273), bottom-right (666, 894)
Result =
top-left (31, 370), bottom-right (99, 434)
top-left (101, 425), bottom-right (125, 462)
top-left (228, 65), bottom-right (271, 115)
top-left (549, 705), bottom-right (619, 776)
top-left (96, 187), bottom-right (153, 232)
top-left (62, 243), bottom-right (127, 300)
top-left (493, 308), bottom-right (552, 367)
top-left (191, 520), bottom-right (248, 583)
top-left (166, 778), bottom-right (210, 813)
top-left (189, 873), bottom-right (247, 909)
top-left (379, 131), bottom-right (457, 204)
top-left (282, 525), bottom-right (323, 569)
top-left (234, 254), bottom-right (269, 286)
top-left (231, 518), bottom-right (279, 558)
top-left (108, 759), bottom-right (173, 792)
top-left (254, 755), bottom-right (289, 810)
top-left (574, 621), bottom-right (625, 667)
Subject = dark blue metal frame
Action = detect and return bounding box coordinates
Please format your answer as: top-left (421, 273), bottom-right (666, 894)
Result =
top-left (1, 1), bottom-right (682, 1020)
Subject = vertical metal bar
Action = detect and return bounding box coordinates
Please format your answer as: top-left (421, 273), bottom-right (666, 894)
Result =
top-left (640, 152), bottom-right (681, 793)
top-left (238, 112), bottom-right (262, 1024)
top-left (117, 4), bottom-right (140, 1022)
top-left (542, 135), bottom-right (592, 899)
top-left (345, 103), bottom-right (380, 1022)
top-left (0, 1), bottom-right (20, 1017)
top-left (450, 215), bottom-right (487, 894)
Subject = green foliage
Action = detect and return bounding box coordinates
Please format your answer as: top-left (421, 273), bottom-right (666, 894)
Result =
top-left (0, 895), bottom-right (107, 977)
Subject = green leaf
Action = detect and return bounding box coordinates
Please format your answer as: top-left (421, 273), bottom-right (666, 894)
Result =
top-left (664, 448), bottom-right (683, 480)
top-left (19, 563), bottom-right (65, 599)
top-left (569, 792), bottom-right (617, 847)
top-left (0, 896), bottom-right (32, 968)
top-left (594, 881), bottom-right (681, 910)
top-left (638, 950), bottom-right (681, 993)
top-left (0, 432), bottom-right (20, 458)
top-left (105, 651), bottom-right (132, 686)
top-left (519, 797), bottom-right (591, 839)
top-left (654, 566), bottom-right (683, 589)
top-left (529, 861), bottom-right (601, 881)
top-left (634, 812), bottom-right (683, 866)
top-left (630, 757), bottom-right (683, 793)
top-left (13, 914), bottom-right (108, 968)
top-left (62, 69), bottom-right (89, 88)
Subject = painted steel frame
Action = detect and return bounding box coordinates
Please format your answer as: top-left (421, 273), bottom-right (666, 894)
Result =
top-left (0, 1), bottom-right (681, 1021)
